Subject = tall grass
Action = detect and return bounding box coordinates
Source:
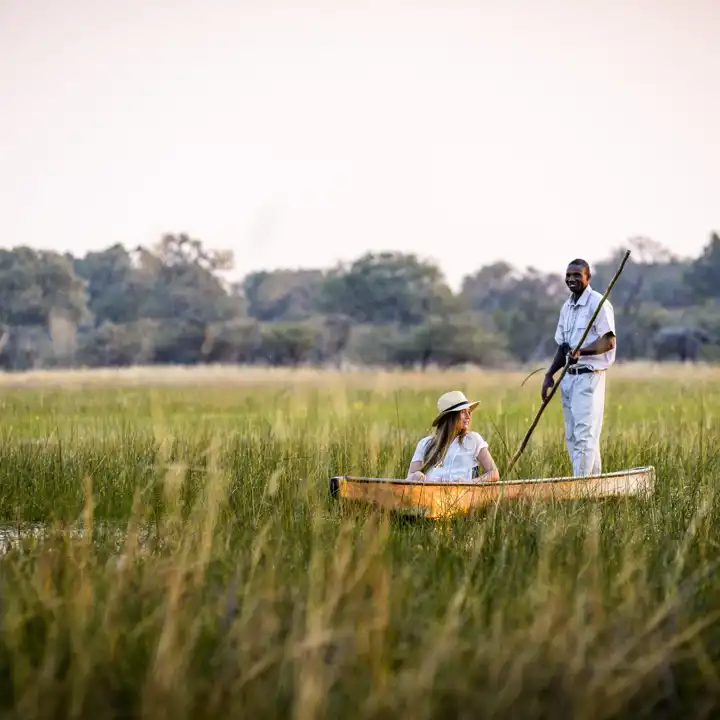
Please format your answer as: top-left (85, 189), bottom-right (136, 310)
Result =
top-left (0, 365), bottom-right (719, 718)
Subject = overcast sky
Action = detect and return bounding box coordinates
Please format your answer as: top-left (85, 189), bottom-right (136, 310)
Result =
top-left (1, 0), bottom-right (718, 288)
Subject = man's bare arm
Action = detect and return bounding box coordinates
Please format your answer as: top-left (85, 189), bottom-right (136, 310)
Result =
top-left (573, 332), bottom-right (616, 358)
top-left (546, 344), bottom-right (567, 377)
top-left (541, 344), bottom-right (567, 402)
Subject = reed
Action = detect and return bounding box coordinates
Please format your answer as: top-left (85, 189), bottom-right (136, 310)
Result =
top-left (0, 364), bottom-right (718, 718)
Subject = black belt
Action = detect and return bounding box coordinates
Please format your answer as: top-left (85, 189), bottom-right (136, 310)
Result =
top-left (567, 366), bottom-right (595, 375)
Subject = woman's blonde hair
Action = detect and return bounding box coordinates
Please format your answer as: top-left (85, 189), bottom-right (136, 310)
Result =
top-left (420, 411), bottom-right (466, 474)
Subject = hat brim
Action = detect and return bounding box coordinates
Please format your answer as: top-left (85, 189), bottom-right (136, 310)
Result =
top-left (431, 400), bottom-right (480, 427)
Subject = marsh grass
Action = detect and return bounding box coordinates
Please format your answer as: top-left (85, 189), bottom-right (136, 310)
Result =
top-left (0, 364), bottom-right (719, 718)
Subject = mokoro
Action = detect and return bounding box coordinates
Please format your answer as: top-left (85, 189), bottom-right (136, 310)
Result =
top-left (329, 466), bottom-right (656, 519)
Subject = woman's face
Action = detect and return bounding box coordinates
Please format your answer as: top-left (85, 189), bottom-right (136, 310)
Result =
top-left (456, 408), bottom-right (472, 433)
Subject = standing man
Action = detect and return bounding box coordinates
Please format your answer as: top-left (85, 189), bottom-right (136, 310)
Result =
top-left (541, 259), bottom-right (616, 476)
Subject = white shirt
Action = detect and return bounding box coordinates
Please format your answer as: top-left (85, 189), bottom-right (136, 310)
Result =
top-left (554, 285), bottom-right (616, 371)
top-left (411, 431), bottom-right (489, 482)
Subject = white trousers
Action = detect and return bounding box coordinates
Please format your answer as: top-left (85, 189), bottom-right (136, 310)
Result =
top-left (559, 370), bottom-right (606, 476)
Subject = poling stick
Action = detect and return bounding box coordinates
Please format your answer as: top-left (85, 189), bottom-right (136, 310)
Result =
top-left (503, 249), bottom-right (632, 477)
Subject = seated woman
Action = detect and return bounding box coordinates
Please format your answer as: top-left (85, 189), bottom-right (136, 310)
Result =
top-left (406, 390), bottom-right (500, 483)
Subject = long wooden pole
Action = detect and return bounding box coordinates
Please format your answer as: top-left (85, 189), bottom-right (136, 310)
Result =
top-left (503, 249), bottom-right (632, 478)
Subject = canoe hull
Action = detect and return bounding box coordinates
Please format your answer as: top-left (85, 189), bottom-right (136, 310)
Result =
top-left (329, 467), bottom-right (656, 519)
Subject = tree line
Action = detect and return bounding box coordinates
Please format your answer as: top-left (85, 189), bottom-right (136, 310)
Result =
top-left (1, 232), bottom-right (719, 371)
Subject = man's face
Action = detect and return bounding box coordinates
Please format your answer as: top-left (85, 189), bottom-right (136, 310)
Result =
top-left (565, 264), bottom-right (589, 295)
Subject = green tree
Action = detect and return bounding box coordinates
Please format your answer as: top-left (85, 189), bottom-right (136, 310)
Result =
top-left (345, 324), bottom-right (405, 366)
top-left (0, 247), bottom-right (88, 327)
top-left (137, 234), bottom-right (240, 325)
top-left (461, 265), bottom-right (566, 362)
top-left (686, 232), bottom-right (720, 302)
top-left (593, 241), bottom-right (694, 309)
top-left (459, 261), bottom-right (519, 312)
top-left (316, 313), bottom-right (352, 366)
top-left (242, 269), bottom-right (324, 321)
top-left (393, 313), bottom-right (511, 369)
top-left (72, 244), bottom-right (147, 324)
top-left (259, 322), bottom-right (318, 366)
top-left (319, 252), bottom-right (454, 325)
top-left (200, 318), bottom-right (263, 364)
top-left (77, 319), bottom-right (159, 367)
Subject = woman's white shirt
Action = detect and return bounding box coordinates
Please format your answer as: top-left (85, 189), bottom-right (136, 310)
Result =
top-left (411, 431), bottom-right (489, 482)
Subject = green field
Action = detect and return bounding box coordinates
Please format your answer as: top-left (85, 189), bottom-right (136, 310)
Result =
top-left (0, 364), bottom-right (719, 719)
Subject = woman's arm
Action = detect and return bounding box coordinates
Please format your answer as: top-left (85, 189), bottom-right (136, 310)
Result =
top-left (476, 447), bottom-right (500, 482)
top-left (406, 460), bottom-right (425, 481)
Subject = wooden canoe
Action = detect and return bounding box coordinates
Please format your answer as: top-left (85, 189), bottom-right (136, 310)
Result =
top-left (329, 466), bottom-right (656, 519)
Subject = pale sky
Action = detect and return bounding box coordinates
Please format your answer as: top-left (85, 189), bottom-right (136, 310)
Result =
top-left (1, 0), bottom-right (718, 289)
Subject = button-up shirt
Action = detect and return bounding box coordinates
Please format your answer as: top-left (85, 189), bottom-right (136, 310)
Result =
top-left (554, 285), bottom-right (616, 371)
top-left (410, 432), bottom-right (489, 482)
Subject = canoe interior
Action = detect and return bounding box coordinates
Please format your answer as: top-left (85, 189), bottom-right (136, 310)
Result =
top-left (329, 466), bottom-right (656, 519)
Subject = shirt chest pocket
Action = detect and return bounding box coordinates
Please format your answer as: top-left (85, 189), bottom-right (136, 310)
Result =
top-left (567, 310), bottom-right (594, 343)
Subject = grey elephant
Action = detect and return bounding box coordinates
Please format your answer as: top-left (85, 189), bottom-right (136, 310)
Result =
top-left (652, 325), bottom-right (712, 362)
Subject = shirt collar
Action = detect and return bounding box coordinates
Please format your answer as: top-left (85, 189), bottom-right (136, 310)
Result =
top-left (569, 285), bottom-right (592, 307)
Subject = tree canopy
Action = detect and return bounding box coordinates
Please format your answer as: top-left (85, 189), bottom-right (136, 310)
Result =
top-left (1, 231), bottom-right (719, 370)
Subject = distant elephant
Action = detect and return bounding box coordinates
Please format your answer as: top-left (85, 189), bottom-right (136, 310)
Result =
top-left (652, 326), bottom-right (712, 362)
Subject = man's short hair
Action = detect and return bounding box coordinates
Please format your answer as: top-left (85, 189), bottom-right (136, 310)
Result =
top-left (568, 258), bottom-right (591, 275)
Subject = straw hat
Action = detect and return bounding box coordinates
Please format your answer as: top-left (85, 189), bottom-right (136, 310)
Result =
top-left (431, 390), bottom-right (481, 427)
